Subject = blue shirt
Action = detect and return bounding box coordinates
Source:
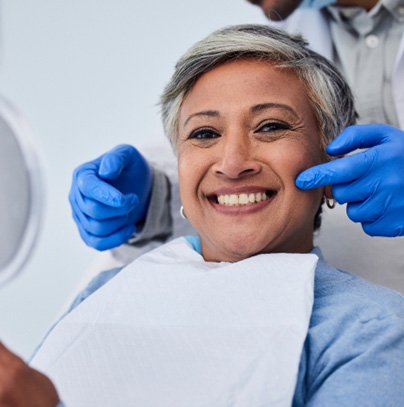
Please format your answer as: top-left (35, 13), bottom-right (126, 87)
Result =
top-left (48, 236), bottom-right (404, 406)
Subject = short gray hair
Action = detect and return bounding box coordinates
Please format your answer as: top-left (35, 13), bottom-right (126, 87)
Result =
top-left (160, 24), bottom-right (356, 150)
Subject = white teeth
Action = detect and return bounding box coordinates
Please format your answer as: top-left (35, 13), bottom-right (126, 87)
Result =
top-left (216, 191), bottom-right (270, 206)
top-left (229, 194), bottom-right (238, 205)
top-left (239, 194), bottom-right (249, 204)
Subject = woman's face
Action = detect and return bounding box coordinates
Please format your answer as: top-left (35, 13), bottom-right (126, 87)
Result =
top-left (177, 59), bottom-right (324, 262)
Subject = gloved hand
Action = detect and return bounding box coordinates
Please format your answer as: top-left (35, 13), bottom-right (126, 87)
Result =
top-left (296, 124), bottom-right (404, 237)
top-left (69, 144), bottom-right (153, 250)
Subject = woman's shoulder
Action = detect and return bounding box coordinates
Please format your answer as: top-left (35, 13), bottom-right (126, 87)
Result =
top-left (309, 254), bottom-right (404, 364)
top-left (312, 250), bottom-right (404, 322)
top-left (66, 268), bottom-right (123, 313)
top-left (296, 252), bottom-right (404, 405)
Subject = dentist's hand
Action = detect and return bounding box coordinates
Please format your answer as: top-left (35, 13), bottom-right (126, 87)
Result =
top-left (0, 342), bottom-right (60, 407)
top-left (296, 124), bottom-right (404, 237)
top-left (69, 145), bottom-right (153, 250)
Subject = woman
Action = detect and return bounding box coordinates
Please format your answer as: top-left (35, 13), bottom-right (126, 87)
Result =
top-left (30, 25), bottom-right (404, 406)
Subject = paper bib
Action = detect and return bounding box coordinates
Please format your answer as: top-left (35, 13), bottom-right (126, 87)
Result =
top-left (32, 237), bottom-right (317, 407)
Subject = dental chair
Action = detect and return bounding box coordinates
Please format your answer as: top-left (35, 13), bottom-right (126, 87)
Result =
top-left (0, 96), bottom-right (43, 286)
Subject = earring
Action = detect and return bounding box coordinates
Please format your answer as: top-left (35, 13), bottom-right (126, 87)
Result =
top-left (324, 185), bottom-right (335, 209)
top-left (180, 205), bottom-right (187, 220)
top-left (326, 198), bottom-right (336, 209)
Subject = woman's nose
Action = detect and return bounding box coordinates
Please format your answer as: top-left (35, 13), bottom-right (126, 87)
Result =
top-left (213, 136), bottom-right (262, 179)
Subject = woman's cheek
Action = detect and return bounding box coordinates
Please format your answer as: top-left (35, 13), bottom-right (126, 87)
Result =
top-left (178, 152), bottom-right (202, 207)
top-left (288, 143), bottom-right (323, 176)
top-left (177, 155), bottom-right (190, 207)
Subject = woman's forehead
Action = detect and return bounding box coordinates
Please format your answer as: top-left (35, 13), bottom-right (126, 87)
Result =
top-left (179, 60), bottom-right (314, 124)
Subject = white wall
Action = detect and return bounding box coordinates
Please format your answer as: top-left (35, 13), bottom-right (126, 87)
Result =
top-left (0, 1), bottom-right (266, 358)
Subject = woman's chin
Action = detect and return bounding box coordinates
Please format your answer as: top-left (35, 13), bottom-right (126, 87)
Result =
top-left (199, 226), bottom-right (314, 262)
top-left (201, 237), bottom-right (271, 263)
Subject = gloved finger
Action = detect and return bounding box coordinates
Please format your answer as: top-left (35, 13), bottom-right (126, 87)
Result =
top-left (73, 202), bottom-right (134, 237)
top-left (73, 187), bottom-right (139, 220)
top-left (326, 124), bottom-right (393, 155)
top-left (345, 194), bottom-right (388, 223)
top-left (295, 148), bottom-right (376, 190)
top-left (72, 211), bottom-right (135, 251)
top-left (362, 218), bottom-right (404, 237)
top-left (99, 144), bottom-right (142, 180)
top-left (331, 176), bottom-right (377, 204)
top-left (75, 167), bottom-right (131, 207)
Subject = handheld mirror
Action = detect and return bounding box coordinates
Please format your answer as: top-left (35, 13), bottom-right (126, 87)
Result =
top-left (0, 96), bottom-right (43, 286)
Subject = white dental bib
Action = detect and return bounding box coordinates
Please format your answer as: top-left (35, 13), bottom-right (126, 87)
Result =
top-left (32, 237), bottom-right (317, 407)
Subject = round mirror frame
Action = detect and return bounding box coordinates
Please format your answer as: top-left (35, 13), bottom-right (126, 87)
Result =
top-left (0, 96), bottom-right (44, 286)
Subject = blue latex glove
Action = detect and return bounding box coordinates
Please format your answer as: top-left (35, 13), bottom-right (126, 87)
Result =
top-left (69, 144), bottom-right (153, 250)
top-left (296, 124), bottom-right (404, 237)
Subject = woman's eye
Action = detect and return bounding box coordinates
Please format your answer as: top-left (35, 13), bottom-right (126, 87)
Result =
top-left (256, 122), bottom-right (290, 132)
top-left (189, 128), bottom-right (220, 140)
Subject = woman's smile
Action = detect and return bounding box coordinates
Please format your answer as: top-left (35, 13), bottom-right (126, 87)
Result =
top-left (205, 186), bottom-right (278, 214)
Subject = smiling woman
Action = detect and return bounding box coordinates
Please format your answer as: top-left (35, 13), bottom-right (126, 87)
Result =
top-left (161, 24), bottom-right (355, 262)
top-left (177, 60), bottom-right (325, 261)
top-left (28, 25), bottom-right (404, 406)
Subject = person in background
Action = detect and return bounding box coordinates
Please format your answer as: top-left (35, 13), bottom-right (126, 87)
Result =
top-left (69, 0), bottom-right (404, 292)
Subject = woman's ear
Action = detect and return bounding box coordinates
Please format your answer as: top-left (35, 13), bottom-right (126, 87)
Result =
top-left (324, 186), bottom-right (335, 209)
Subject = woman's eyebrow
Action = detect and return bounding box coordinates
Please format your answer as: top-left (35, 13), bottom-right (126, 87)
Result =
top-left (183, 110), bottom-right (219, 127)
top-left (183, 103), bottom-right (298, 128)
top-left (251, 103), bottom-right (298, 118)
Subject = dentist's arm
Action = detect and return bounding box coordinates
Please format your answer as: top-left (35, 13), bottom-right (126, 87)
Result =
top-left (296, 124), bottom-right (404, 237)
top-left (0, 342), bottom-right (60, 407)
top-left (69, 144), bottom-right (153, 250)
